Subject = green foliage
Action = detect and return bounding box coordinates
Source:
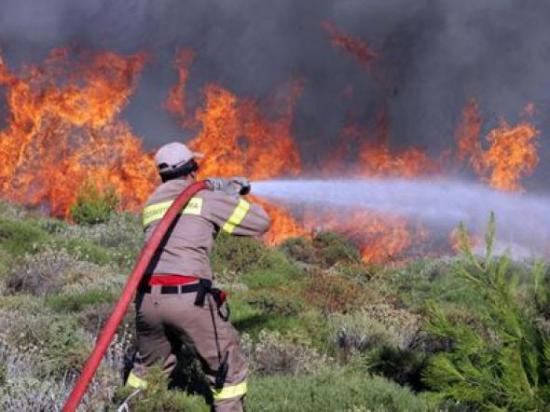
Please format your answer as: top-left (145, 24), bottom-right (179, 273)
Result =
top-left (313, 231), bottom-right (362, 267)
top-left (115, 366), bottom-right (209, 412)
top-left (423, 213), bottom-right (550, 410)
top-left (279, 232), bottom-right (362, 268)
top-left (0, 218), bottom-right (46, 256)
top-left (211, 232), bottom-right (276, 274)
top-left (1, 311), bottom-right (90, 378)
top-left (46, 289), bottom-right (116, 312)
top-left (243, 330), bottom-right (327, 376)
top-left (278, 236), bottom-right (318, 264)
top-left (55, 237), bottom-right (113, 265)
top-left (70, 182), bottom-right (119, 225)
top-left (367, 346), bottom-right (428, 391)
top-left (305, 270), bottom-right (372, 313)
top-left (247, 367), bottom-right (436, 411)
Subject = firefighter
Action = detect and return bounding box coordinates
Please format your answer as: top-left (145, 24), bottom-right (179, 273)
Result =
top-left (126, 142), bottom-right (270, 411)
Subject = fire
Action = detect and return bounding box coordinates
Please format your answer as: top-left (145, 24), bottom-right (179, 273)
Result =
top-left (255, 199), bottom-right (308, 245)
top-left (189, 83), bottom-right (302, 180)
top-left (165, 52), bottom-right (302, 180)
top-left (482, 121), bottom-right (539, 191)
top-left (326, 109), bottom-right (440, 177)
top-left (0, 43), bottom-right (543, 263)
top-left (456, 100), bottom-right (539, 191)
top-left (321, 22), bottom-right (376, 69)
top-left (300, 208), bottom-right (421, 263)
top-left (0, 48), bottom-right (156, 217)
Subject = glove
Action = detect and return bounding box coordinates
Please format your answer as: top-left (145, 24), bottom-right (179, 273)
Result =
top-left (206, 177), bottom-right (251, 196)
top-left (230, 176), bottom-right (251, 195)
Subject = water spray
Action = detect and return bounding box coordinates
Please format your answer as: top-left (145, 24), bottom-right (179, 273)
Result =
top-left (253, 178), bottom-right (550, 258)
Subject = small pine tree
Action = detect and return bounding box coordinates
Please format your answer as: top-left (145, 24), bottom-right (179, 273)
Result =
top-left (423, 213), bottom-right (550, 411)
top-left (70, 181), bottom-right (119, 225)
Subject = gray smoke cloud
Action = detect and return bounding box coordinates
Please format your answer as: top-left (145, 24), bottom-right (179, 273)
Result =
top-left (0, 0), bottom-right (549, 185)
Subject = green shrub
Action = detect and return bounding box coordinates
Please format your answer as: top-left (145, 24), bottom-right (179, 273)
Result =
top-left (4, 247), bottom-right (116, 296)
top-left (366, 346), bottom-right (428, 392)
top-left (329, 306), bottom-right (420, 356)
top-left (0, 218), bottom-right (46, 256)
top-left (115, 366), bottom-right (209, 412)
top-left (313, 232), bottom-right (361, 267)
top-left (46, 289), bottom-right (116, 312)
top-left (247, 367), bottom-right (435, 411)
top-left (423, 214), bottom-right (550, 410)
top-left (0, 310), bottom-right (90, 378)
top-left (278, 237), bottom-right (318, 264)
top-left (305, 270), bottom-right (371, 313)
top-left (242, 330), bottom-right (327, 376)
top-left (70, 182), bottom-right (119, 225)
top-left (246, 290), bottom-right (303, 317)
top-left (211, 233), bottom-right (271, 274)
top-left (55, 237), bottom-right (113, 265)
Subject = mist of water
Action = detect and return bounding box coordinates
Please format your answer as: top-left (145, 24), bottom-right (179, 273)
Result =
top-left (253, 178), bottom-right (550, 259)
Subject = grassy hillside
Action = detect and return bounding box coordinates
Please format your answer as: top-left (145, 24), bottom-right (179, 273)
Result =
top-left (0, 202), bottom-right (549, 411)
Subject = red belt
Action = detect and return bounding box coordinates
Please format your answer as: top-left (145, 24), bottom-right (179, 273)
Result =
top-left (148, 274), bottom-right (199, 286)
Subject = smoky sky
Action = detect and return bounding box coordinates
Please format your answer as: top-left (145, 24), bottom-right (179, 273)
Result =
top-left (1, 0), bottom-right (550, 184)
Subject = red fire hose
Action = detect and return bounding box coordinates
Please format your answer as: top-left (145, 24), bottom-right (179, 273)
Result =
top-left (62, 180), bottom-right (208, 412)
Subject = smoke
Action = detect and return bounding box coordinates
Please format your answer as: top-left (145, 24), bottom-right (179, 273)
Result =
top-left (1, 0), bottom-right (550, 177)
top-left (254, 178), bottom-right (550, 258)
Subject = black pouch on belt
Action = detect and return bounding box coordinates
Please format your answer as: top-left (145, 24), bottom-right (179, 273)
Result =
top-left (194, 278), bottom-right (212, 306)
top-left (194, 279), bottom-right (230, 321)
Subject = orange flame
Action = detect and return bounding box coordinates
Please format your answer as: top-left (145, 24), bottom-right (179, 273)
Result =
top-left (456, 100), bottom-right (539, 191)
top-left (482, 120), bottom-right (539, 191)
top-left (189, 82), bottom-right (303, 180)
top-left (0, 48), bottom-right (156, 217)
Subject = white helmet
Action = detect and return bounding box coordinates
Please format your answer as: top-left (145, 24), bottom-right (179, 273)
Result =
top-left (154, 142), bottom-right (203, 176)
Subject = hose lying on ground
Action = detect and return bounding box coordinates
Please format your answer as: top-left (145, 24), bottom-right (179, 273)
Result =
top-left (63, 180), bottom-right (208, 412)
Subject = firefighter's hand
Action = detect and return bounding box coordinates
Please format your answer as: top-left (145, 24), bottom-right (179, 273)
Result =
top-left (206, 177), bottom-right (250, 196)
top-left (230, 176), bottom-right (251, 195)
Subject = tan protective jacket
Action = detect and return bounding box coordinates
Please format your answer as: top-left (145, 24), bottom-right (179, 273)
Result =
top-left (141, 179), bottom-right (270, 280)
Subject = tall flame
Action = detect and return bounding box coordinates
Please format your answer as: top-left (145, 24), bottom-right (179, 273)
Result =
top-left (456, 100), bottom-right (539, 191)
top-left (0, 49), bottom-right (156, 217)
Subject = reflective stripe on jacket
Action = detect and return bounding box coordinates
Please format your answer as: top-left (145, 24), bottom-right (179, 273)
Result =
top-left (141, 179), bottom-right (270, 280)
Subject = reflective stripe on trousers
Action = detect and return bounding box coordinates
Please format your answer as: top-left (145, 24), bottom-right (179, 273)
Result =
top-left (126, 371), bottom-right (148, 389)
top-left (212, 381), bottom-right (247, 400)
top-left (126, 371), bottom-right (246, 401)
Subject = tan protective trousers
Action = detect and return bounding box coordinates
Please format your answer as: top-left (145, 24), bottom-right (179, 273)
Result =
top-left (129, 286), bottom-right (248, 412)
